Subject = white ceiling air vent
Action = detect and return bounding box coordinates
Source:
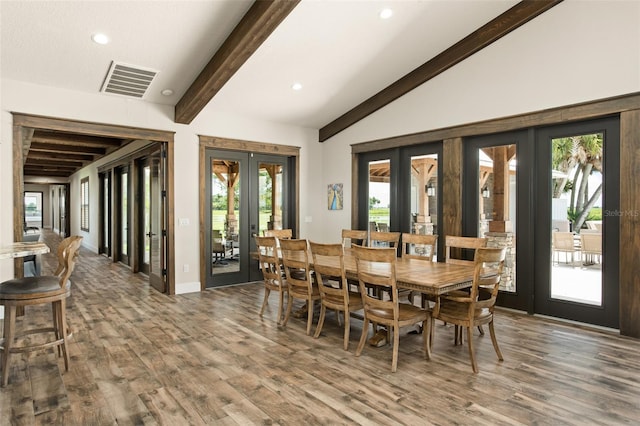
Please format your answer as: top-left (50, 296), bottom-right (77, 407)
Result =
top-left (100, 61), bottom-right (158, 98)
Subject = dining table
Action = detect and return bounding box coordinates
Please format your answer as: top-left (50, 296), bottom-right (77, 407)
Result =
top-left (264, 245), bottom-right (478, 350)
top-left (0, 241), bottom-right (50, 260)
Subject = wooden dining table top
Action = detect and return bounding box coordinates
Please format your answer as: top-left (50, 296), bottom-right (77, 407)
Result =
top-left (339, 248), bottom-right (475, 295)
top-left (0, 241), bottom-right (50, 260)
top-left (260, 246), bottom-right (476, 296)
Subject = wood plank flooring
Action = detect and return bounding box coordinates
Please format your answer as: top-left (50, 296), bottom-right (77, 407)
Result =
top-left (2, 230), bottom-right (640, 425)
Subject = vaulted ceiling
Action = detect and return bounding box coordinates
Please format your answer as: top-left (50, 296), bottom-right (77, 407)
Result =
top-left (1, 0), bottom-right (561, 179)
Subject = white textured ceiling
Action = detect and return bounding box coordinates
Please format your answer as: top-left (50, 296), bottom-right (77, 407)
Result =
top-left (1, 0), bottom-right (519, 129)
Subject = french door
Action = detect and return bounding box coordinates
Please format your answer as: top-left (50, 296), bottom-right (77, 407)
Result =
top-left (357, 144), bottom-right (442, 255)
top-left (115, 166), bottom-right (130, 265)
top-left (205, 149), bottom-right (292, 287)
top-left (534, 117), bottom-right (619, 328)
top-left (464, 118), bottom-right (619, 327)
top-left (464, 130), bottom-right (530, 311)
top-left (138, 149), bottom-right (166, 293)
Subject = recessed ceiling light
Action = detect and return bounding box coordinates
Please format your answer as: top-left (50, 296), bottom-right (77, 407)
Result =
top-left (161, 89), bottom-right (174, 96)
top-left (292, 82), bottom-right (303, 91)
top-left (91, 33), bottom-right (109, 45)
top-left (379, 8), bottom-right (393, 19)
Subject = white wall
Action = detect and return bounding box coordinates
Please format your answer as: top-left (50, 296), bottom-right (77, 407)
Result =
top-left (0, 80), bottom-right (322, 292)
top-left (317, 0), bottom-right (640, 239)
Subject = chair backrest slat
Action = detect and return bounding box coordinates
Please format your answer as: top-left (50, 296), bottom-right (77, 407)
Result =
top-left (263, 229), bottom-right (293, 239)
top-left (341, 229), bottom-right (367, 248)
top-left (401, 233), bottom-right (437, 261)
top-left (445, 236), bottom-right (487, 266)
top-left (369, 231), bottom-right (401, 249)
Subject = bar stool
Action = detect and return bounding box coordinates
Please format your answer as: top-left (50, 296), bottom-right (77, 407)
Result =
top-left (0, 236), bottom-right (82, 386)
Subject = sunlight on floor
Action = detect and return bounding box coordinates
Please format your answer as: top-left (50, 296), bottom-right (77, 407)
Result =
top-left (551, 260), bottom-right (602, 305)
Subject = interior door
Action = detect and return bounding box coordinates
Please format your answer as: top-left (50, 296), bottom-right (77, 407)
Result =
top-left (139, 150), bottom-right (166, 293)
top-left (205, 150), bottom-right (291, 287)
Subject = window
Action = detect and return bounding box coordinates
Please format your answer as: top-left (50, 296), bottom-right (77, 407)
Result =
top-left (81, 177), bottom-right (89, 231)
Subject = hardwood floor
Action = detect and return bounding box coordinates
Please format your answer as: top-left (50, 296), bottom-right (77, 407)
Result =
top-left (2, 230), bottom-right (639, 425)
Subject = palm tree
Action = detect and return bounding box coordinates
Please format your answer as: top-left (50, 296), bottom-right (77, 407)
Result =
top-left (552, 134), bottom-right (603, 231)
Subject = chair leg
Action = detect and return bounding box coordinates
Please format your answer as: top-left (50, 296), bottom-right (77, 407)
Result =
top-left (467, 326), bottom-right (478, 373)
top-left (2, 305), bottom-right (17, 387)
top-left (424, 317), bottom-right (432, 360)
top-left (355, 318), bottom-right (369, 356)
top-left (282, 295), bottom-right (294, 327)
top-left (277, 289), bottom-right (285, 324)
top-left (314, 304), bottom-right (327, 339)
top-left (391, 325), bottom-right (400, 373)
top-left (259, 288), bottom-right (270, 317)
top-left (52, 302), bottom-right (62, 357)
top-left (489, 320), bottom-right (504, 361)
top-left (305, 300), bottom-right (314, 335)
top-left (57, 299), bottom-right (70, 371)
top-left (343, 310), bottom-right (350, 351)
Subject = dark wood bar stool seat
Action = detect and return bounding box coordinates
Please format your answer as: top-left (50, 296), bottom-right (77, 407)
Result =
top-left (0, 236), bottom-right (82, 386)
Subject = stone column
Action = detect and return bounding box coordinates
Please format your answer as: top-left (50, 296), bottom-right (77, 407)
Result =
top-left (485, 231), bottom-right (515, 292)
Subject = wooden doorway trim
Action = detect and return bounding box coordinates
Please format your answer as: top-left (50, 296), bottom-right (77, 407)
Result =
top-left (12, 113), bottom-right (176, 295)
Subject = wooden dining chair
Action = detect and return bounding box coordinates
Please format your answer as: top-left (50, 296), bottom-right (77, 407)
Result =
top-left (445, 235), bottom-right (487, 265)
top-left (0, 235), bottom-right (83, 386)
top-left (431, 247), bottom-right (507, 373)
top-left (402, 233), bottom-right (437, 261)
top-left (352, 245), bottom-right (431, 372)
top-left (444, 235), bottom-right (488, 338)
top-left (401, 233), bottom-right (438, 307)
top-left (341, 229), bottom-right (367, 248)
top-left (309, 242), bottom-right (363, 350)
top-left (255, 236), bottom-right (288, 324)
top-left (370, 230), bottom-right (400, 247)
top-left (280, 239), bottom-right (321, 335)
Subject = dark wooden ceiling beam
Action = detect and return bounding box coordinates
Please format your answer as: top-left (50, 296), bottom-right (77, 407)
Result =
top-left (29, 142), bottom-right (107, 156)
top-left (319, 0), bottom-right (563, 142)
top-left (25, 159), bottom-right (82, 168)
top-left (32, 131), bottom-right (123, 148)
top-left (28, 152), bottom-right (94, 162)
top-left (174, 0), bottom-right (300, 124)
top-left (24, 170), bottom-right (72, 178)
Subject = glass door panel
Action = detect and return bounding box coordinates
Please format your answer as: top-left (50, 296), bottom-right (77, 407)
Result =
top-left (410, 154), bottom-right (438, 258)
top-left (117, 166), bottom-right (130, 265)
top-left (258, 162), bottom-right (284, 235)
top-left (478, 144), bottom-right (517, 293)
top-left (549, 133), bottom-right (603, 305)
top-left (368, 159), bottom-right (391, 241)
top-left (210, 159), bottom-right (240, 275)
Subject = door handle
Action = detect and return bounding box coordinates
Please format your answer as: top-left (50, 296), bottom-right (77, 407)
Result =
top-left (146, 231), bottom-right (156, 237)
